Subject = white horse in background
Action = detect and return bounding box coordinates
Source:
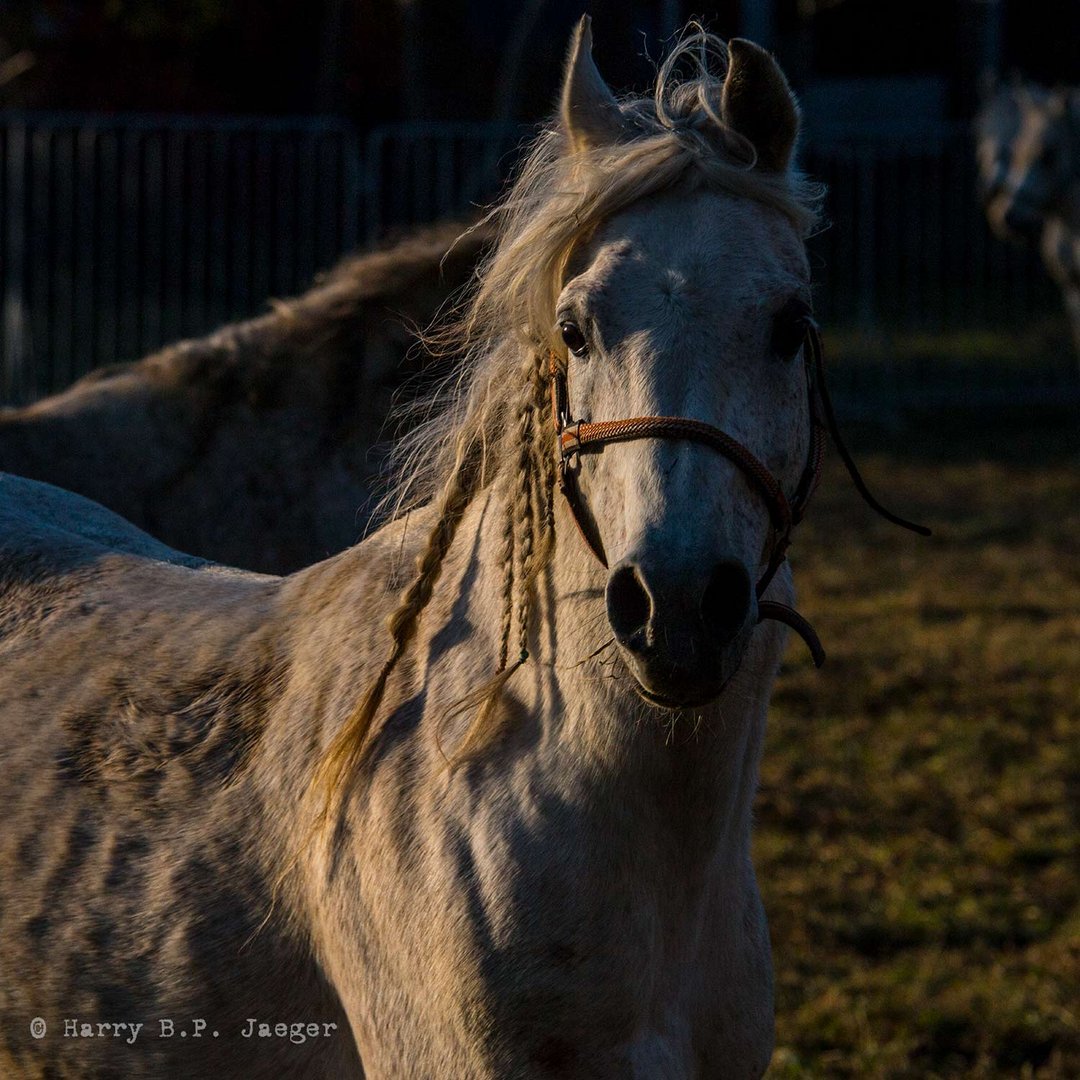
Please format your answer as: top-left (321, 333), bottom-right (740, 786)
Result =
top-left (0, 18), bottom-right (924, 1079)
top-left (977, 80), bottom-right (1080, 356)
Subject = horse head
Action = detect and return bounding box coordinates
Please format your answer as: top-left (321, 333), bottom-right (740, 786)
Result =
top-left (551, 22), bottom-right (814, 707)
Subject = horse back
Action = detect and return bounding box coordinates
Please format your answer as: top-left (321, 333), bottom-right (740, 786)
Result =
top-left (0, 472), bottom-right (283, 786)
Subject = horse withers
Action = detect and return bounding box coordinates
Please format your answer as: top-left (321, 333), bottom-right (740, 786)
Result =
top-left (0, 18), bottom-right (914, 1078)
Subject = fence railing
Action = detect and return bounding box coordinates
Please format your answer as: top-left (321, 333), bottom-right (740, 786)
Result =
top-left (0, 114), bottom-right (368, 402)
top-left (0, 112), bottom-right (1069, 406)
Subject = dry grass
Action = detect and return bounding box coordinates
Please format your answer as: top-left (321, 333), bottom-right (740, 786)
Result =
top-left (761, 413), bottom-right (1080, 1078)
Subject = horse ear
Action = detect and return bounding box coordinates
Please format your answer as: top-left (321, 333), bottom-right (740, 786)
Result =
top-left (721, 38), bottom-right (800, 173)
top-left (560, 15), bottom-right (625, 154)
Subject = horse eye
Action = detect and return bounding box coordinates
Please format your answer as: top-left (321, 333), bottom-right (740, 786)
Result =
top-left (560, 321), bottom-right (588, 356)
top-left (771, 299), bottom-right (811, 361)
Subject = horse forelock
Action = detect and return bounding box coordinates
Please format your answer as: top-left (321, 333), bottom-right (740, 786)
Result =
top-left (312, 28), bottom-right (823, 805)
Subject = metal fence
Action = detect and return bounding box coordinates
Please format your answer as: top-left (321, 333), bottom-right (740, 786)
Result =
top-left (802, 123), bottom-right (1058, 331)
top-left (0, 112), bottom-right (1069, 406)
top-left (1, 114), bottom-right (362, 402)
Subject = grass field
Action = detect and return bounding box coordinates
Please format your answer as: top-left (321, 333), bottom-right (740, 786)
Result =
top-left (759, 410), bottom-right (1080, 1078)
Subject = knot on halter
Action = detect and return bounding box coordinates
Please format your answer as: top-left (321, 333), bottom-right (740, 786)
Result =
top-left (547, 321), bottom-right (929, 671)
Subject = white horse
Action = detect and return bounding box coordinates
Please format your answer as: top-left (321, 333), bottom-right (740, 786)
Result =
top-left (0, 19), bottom-right (923, 1079)
top-left (977, 80), bottom-right (1080, 356)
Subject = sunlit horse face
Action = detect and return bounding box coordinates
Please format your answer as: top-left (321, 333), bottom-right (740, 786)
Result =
top-left (556, 192), bottom-right (811, 706)
top-left (982, 84), bottom-right (1075, 240)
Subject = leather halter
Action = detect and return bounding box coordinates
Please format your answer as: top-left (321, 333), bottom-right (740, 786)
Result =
top-left (548, 320), bottom-right (929, 669)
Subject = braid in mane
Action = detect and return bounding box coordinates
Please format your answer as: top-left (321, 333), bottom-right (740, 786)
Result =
top-left (313, 429), bottom-right (486, 809)
top-left (445, 352), bottom-right (554, 762)
top-left (511, 364), bottom-right (539, 652)
top-left (532, 359), bottom-right (559, 564)
top-left (495, 468), bottom-right (519, 675)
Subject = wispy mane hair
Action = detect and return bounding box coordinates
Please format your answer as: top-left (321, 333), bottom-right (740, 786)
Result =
top-left (312, 26), bottom-right (825, 810)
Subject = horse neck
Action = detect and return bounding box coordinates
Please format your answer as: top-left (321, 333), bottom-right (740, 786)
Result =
top-left (264, 473), bottom-right (778, 888)
top-left (263, 491), bottom-right (778, 1068)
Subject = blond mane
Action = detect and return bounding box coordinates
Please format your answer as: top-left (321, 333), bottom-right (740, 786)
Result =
top-left (314, 28), bottom-right (824, 806)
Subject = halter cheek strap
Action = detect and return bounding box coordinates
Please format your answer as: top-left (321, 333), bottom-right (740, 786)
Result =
top-left (548, 321), bottom-right (928, 670)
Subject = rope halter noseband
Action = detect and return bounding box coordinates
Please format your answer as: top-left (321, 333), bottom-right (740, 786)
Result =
top-left (549, 319), bottom-right (930, 669)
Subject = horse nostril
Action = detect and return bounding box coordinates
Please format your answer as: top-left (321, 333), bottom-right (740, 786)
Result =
top-left (606, 564), bottom-right (651, 648)
top-left (701, 560), bottom-right (752, 645)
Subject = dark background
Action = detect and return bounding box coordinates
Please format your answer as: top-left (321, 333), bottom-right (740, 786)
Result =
top-left (0, 1), bottom-right (1076, 404)
top-left (0, 1), bottom-right (1076, 123)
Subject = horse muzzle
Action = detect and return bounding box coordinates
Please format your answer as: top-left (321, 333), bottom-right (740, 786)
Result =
top-left (606, 556), bottom-right (755, 708)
